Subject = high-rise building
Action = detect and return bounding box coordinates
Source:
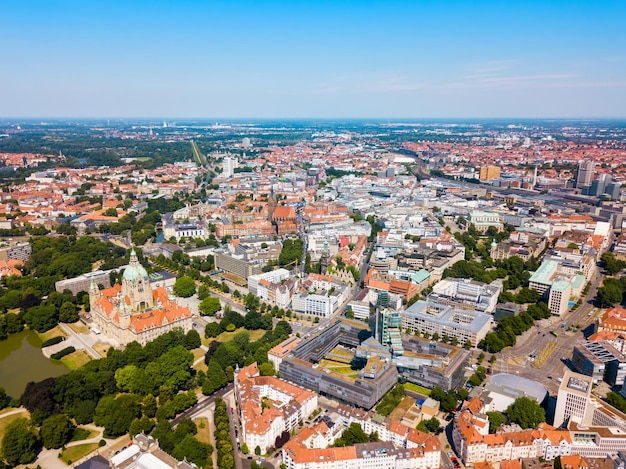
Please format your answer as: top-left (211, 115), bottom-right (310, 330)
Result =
top-left (590, 174), bottom-right (612, 197)
top-left (606, 182), bottom-right (622, 200)
top-left (553, 370), bottom-right (593, 428)
top-left (222, 156), bottom-right (237, 178)
top-left (373, 291), bottom-right (403, 356)
top-left (479, 166), bottom-right (501, 181)
top-left (575, 161), bottom-right (595, 189)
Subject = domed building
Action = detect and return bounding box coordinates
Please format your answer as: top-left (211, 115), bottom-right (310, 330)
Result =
top-left (89, 250), bottom-right (192, 346)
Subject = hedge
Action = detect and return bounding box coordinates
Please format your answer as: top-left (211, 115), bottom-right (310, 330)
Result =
top-left (51, 346), bottom-right (76, 360)
top-left (42, 336), bottom-right (65, 348)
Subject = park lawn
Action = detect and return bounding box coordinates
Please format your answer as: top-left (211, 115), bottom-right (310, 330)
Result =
top-left (93, 343), bottom-right (110, 357)
top-left (38, 325), bottom-right (68, 342)
top-left (194, 361), bottom-right (208, 372)
top-left (195, 417), bottom-right (211, 444)
top-left (404, 383), bottom-right (432, 396)
top-left (70, 426), bottom-right (97, 442)
top-left (60, 443), bottom-right (99, 465)
top-left (192, 348), bottom-right (205, 361)
top-left (61, 350), bottom-right (92, 370)
top-left (68, 321), bottom-right (90, 334)
top-left (0, 410), bottom-right (29, 442)
top-left (216, 328), bottom-right (265, 343)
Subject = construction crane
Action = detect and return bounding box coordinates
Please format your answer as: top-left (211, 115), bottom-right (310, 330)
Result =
top-left (283, 258), bottom-right (300, 276)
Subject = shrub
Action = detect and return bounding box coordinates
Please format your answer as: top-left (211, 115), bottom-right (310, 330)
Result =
top-left (51, 346), bottom-right (76, 360)
top-left (42, 336), bottom-right (65, 348)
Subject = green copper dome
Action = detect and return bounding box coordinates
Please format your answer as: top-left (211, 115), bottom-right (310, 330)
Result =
top-left (123, 249), bottom-right (149, 282)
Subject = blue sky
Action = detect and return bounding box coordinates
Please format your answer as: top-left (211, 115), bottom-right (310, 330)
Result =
top-left (2, 1), bottom-right (625, 118)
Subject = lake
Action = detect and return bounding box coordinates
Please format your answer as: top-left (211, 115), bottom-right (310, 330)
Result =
top-left (0, 329), bottom-right (69, 399)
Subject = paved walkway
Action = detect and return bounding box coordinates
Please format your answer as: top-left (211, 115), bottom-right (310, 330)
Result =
top-left (0, 407), bottom-right (28, 419)
top-left (16, 431), bottom-right (128, 469)
top-left (58, 322), bottom-right (101, 359)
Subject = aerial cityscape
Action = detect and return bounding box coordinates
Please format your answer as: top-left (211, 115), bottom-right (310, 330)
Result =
top-left (1, 2), bottom-right (626, 469)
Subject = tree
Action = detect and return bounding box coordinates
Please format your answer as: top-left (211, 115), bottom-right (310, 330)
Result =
top-left (1, 418), bottom-right (38, 466)
top-left (183, 329), bottom-right (201, 349)
top-left (172, 434), bottom-right (212, 468)
top-left (143, 394), bottom-right (158, 418)
top-left (430, 387), bottom-right (458, 413)
top-left (0, 388), bottom-right (7, 410)
top-left (417, 417), bottom-right (441, 433)
top-left (59, 301), bottom-right (79, 323)
top-left (21, 378), bottom-right (57, 423)
top-left (333, 422), bottom-right (372, 447)
top-left (598, 278), bottom-right (623, 307)
top-left (468, 374), bottom-right (482, 387)
top-left (173, 276), bottom-right (196, 298)
top-left (602, 252), bottom-right (626, 275)
top-left (506, 397), bottom-right (545, 429)
top-left (205, 322), bottom-right (221, 338)
top-left (486, 412), bottom-right (505, 433)
top-left (255, 445), bottom-right (261, 455)
top-left (197, 285), bottom-right (210, 300)
top-left (24, 304), bottom-right (58, 332)
top-left (41, 413), bottom-right (75, 449)
top-left (199, 296), bottom-right (221, 316)
top-left (606, 392), bottom-right (626, 413)
top-left (202, 359), bottom-right (228, 395)
top-left (514, 287), bottom-right (540, 304)
top-left (259, 362), bottom-right (276, 376)
top-left (94, 394), bottom-right (142, 437)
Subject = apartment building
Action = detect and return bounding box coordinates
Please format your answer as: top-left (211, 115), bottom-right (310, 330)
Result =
top-left (428, 277), bottom-right (501, 314)
top-left (0, 241), bottom-right (31, 262)
top-left (214, 240), bottom-right (281, 282)
top-left (554, 370), bottom-right (593, 429)
top-left (234, 363), bottom-right (317, 454)
top-left (572, 341), bottom-right (626, 386)
top-left (279, 319), bottom-right (397, 409)
top-left (469, 211), bottom-right (503, 233)
top-left (55, 269), bottom-right (114, 295)
top-left (402, 300), bottom-right (493, 347)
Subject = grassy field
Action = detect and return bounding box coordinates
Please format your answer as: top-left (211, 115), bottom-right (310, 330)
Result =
top-left (0, 410), bottom-right (29, 442)
top-left (60, 443), bottom-right (99, 465)
top-left (192, 347), bottom-right (208, 372)
top-left (194, 360), bottom-right (208, 372)
top-left (68, 321), bottom-right (90, 334)
top-left (61, 350), bottom-right (92, 370)
top-left (38, 325), bottom-right (68, 342)
top-left (403, 383), bottom-right (432, 396)
top-left (70, 426), bottom-right (97, 442)
top-left (93, 343), bottom-right (110, 357)
top-left (195, 417), bottom-right (212, 445)
top-left (216, 328), bottom-right (266, 343)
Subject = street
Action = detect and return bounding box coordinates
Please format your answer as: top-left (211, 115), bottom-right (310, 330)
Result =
top-left (491, 270), bottom-right (604, 396)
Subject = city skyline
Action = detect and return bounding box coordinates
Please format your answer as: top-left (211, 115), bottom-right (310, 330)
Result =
top-left (3, 0), bottom-right (626, 118)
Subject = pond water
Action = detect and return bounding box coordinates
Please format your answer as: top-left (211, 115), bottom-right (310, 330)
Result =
top-left (0, 329), bottom-right (68, 399)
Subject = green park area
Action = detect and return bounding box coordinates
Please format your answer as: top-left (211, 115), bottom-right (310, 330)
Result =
top-left (403, 383), bottom-right (432, 396)
top-left (318, 359), bottom-right (358, 379)
top-left (60, 443), bottom-right (100, 465)
top-left (0, 410), bottom-right (30, 443)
